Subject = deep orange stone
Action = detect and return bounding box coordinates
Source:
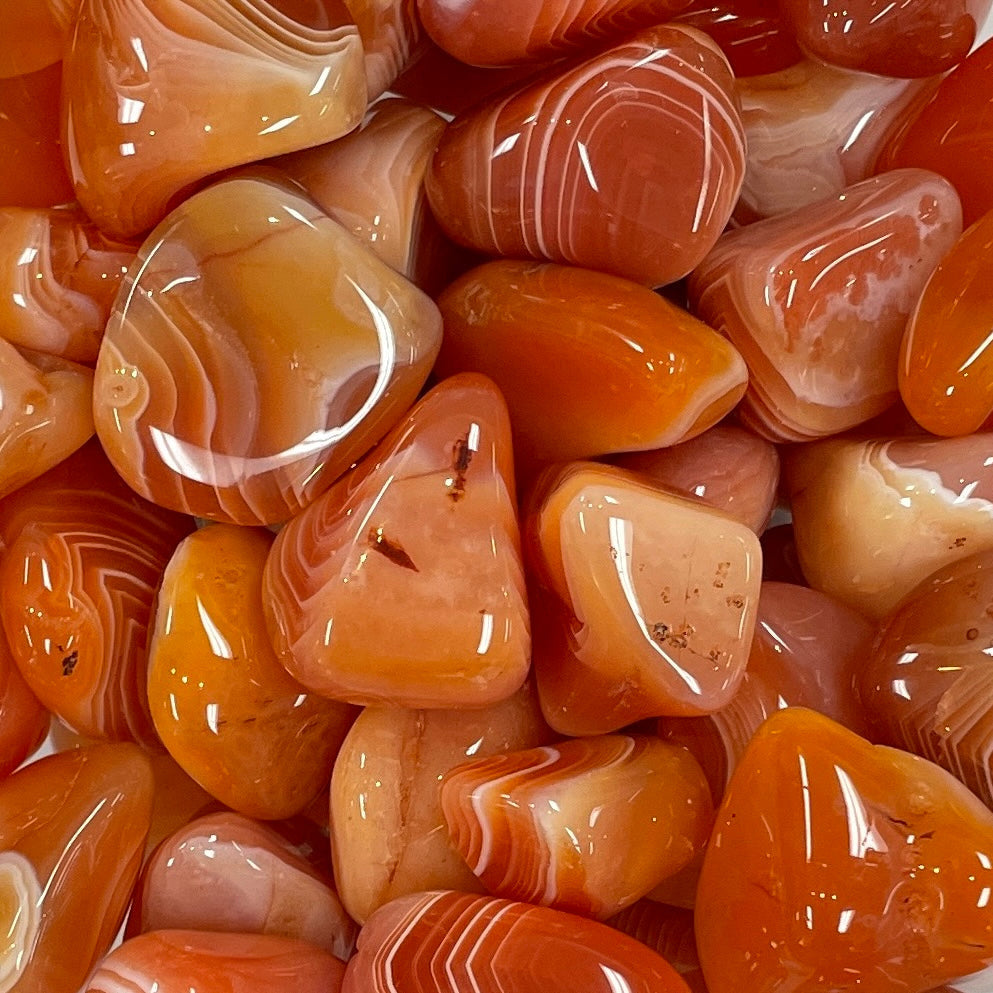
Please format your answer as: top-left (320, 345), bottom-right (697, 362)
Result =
top-left (0, 0), bottom-right (75, 78)
top-left (0, 641), bottom-right (48, 782)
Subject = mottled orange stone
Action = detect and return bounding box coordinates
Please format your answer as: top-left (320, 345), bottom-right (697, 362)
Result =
top-left (435, 261), bottom-right (747, 468)
top-left (63, 0), bottom-right (368, 239)
top-left (345, 0), bottom-right (421, 98)
top-left (264, 373), bottom-right (530, 709)
top-left (689, 170), bottom-right (963, 442)
top-left (900, 209), bottom-right (993, 436)
top-left (343, 891), bottom-right (693, 993)
top-left (607, 900), bottom-right (702, 976)
top-left (0, 205), bottom-right (134, 362)
top-left (148, 524), bottom-right (355, 820)
top-left (0, 441), bottom-right (194, 746)
top-left (0, 743), bottom-right (154, 992)
top-left (696, 708), bottom-right (993, 993)
top-left (0, 0), bottom-right (76, 78)
top-left (526, 461), bottom-right (762, 735)
top-left (0, 641), bottom-right (48, 782)
top-left (441, 734), bottom-right (713, 919)
top-left (777, 0), bottom-right (991, 77)
top-left (93, 176), bottom-right (442, 526)
top-left (84, 931), bottom-right (346, 993)
top-left (425, 25), bottom-right (745, 287)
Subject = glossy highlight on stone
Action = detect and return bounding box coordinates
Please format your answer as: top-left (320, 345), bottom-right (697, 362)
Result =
top-left (347, 0), bottom-right (421, 99)
top-left (93, 175), bottom-right (442, 526)
top-left (63, 0), bottom-right (369, 239)
top-left (425, 24), bottom-right (745, 287)
top-left (526, 461), bottom-right (761, 735)
top-left (148, 524), bottom-right (356, 819)
top-left (342, 890), bottom-right (693, 993)
top-left (696, 708), bottom-right (993, 993)
top-left (264, 373), bottom-right (529, 709)
top-left (690, 170), bottom-right (963, 442)
top-left (435, 261), bottom-right (747, 468)
top-left (441, 734), bottom-right (713, 919)
top-left (0, 642), bottom-right (47, 782)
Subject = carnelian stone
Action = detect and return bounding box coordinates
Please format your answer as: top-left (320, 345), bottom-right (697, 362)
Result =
top-left (689, 170), bottom-right (962, 442)
top-left (526, 461), bottom-right (762, 734)
top-left (148, 524), bottom-right (355, 818)
top-left (424, 24), bottom-right (745, 287)
top-left (62, 0), bottom-right (368, 239)
top-left (0, 441), bottom-right (194, 746)
top-left (345, 0), bottom-right (421, 99)
top-left (92, 176), bottom-right (442, 526)
top-left (330, 681), bottom-right (554, 923)
top-left (0, 743), bottom-right (154, 992)
top-left (900, 209), bottom-right (993, 436)
top-left (0, 643), bottom-right (48, 781)
top-left (84, 930), bottom-right (347, 993)
top-left (264, 373), bottom-right (530, 709)
top-left (607, 901), bottom-right (702, 978)
top-left (343, 891), bottom-right (693, 993)
top-left (859, 550), bottom-right (993, 808)
top-left (777, 0), bottom-right (991, 78)
top-left (0, 0), bottom-right (75, 78)
top-left (435, 261), bottom-right (747, 468)
top-left (696, 708), bottom-right (993, 993)
top-left (441, 734), bottom-right (713, 919)
top-left (879, 38), bottom-right (993, 228)
top-left (0, 205), bottom-right (134, 363)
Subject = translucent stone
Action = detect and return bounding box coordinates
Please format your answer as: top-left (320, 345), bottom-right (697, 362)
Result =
top-left (0, 852), bottom-right (41, 993)
top-left (526, 461), bottom-right (762, 735)
top-left (0, 641), bottom-right (47, 782)
top-left (607, 901), bottom-right (705, 990)
top-left (345, 0), bottom-right (421, 99)
top-left (689, 170), bottom-right (963, 442)
top-left (264, 373), bottom-right (530, 709)
top-left (0, 0), bottom-right (76, 78)
top-left (696, 708), bottom-right (993, 993)
top-left (435, 261), bottom-right (747, 469)
top-left (440, 734), bottom-right (713, 919)
top-left (785, 433), bottom-right (993, 618)
top-left (147, 524), bottom-right (356, 819)
top-left (92, 175), bottom-right (442, 526)
top-left (62, 0), bottom-right (368, 239)
top-left (424, 24), bottom-right (745, 287)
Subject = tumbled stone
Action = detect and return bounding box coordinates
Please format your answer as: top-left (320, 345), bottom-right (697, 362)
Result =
top-left (0, 642), bottom-right (48, 782)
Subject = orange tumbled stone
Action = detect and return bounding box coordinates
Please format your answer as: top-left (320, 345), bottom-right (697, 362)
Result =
top-left (0, 641), bottom-right (47, 781)
top-left (696, 708), bottom-right (993, 993)
top-left (148, 524), bottom-right (355, 819)
top-left (93, 175), bottom-right (442, 526)
top-left (0, 0), bottom-right (75, 78)
top-left (345, 0), bottom-right (421, 99)
top-left (0, 743), bottom-right (153, 992)
top-left (526, 461), bottom-right (762, 735)
top-left (435, 261), bottom-right (747, 468)
top-left (264, 373), bottom-right (530, 709)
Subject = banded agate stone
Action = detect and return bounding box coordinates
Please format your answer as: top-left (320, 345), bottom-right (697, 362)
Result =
top-left (900, 209), bottom-right (993, 436)
top-left (526, 461), bottom-right (761, 735)
top-left (330, 682), bottom-right (554, 923)
top-left (346, 0), bottom-right (421, 99)
top-left (440, 734), bottom-right (713, 919)
top-left (785, 433), bottom-right (993, 618)
top-left (696, 709), bottom-right (993, 993)
top-left (859, 551), bottom-right (993, 808)
top-left (92, 176), bottom-right (441, 526)
top-left (435, 261), bottom-right (747, 468)
top-left (777, 0), bottom-right (991, 78)
top-left (264, 374), bottom-right (529, 710)
top-left (0, 0), bottom-right (75, 78)
top-left (607, 901), bottom-right (703, 985)
top-left (0, 206), bottom-right (133, 362)
top-left (84, 931), bottom-right (346, 993)
top-left (0, 643), bottom-right (47, 781)
top-left (0, 744), bottom-right (153, 993)
top-left (425, 24), bottom-right (745, 287)
top-left (689, 169), bottom-right (962, 442)
top-left (343, 891), bottom-right (692, 993)
top-left (132, 812), bottom-right (356, 959)
top-left (416, 0), bottom-right (692, 66)
top-left (63, 0), bottom-right (368, 239)
top-left (0, 442), bottom-right (193, 746)
top-left (147, 524), bottom-right (356, 819)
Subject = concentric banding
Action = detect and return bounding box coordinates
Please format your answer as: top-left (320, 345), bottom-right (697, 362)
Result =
top-left (0, 851), bottom-right (42, 993)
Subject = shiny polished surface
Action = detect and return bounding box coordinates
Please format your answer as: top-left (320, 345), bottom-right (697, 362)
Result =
top-left (696, 708), bottom-right (993, 993)
top-left (526, 461), bottom-right (761, 735)
top-left (347, 0), bottom-right (421, 99)
top-left (435, 261), bottom-right (747, 468)
top-left (440, 734), bottom-right (713, 919)
top-left (148, 523), bottom-right (356, 819)
top-left (342, 890), bottom-right (693, 992)
top-left (264, 373), bottom-right (530, 709)
top-left (690, 170), bottom-right (963, 442)
top-left (0, 642), bottom-right (47, 782)
top-left (93, 176), bottom-right (442, 526)
top-left (424, 24), bottom-right (745, 287)
top-left (0, 0), bottom-right (75, 78)
top-left (63, 0), bottom-right (368, 239)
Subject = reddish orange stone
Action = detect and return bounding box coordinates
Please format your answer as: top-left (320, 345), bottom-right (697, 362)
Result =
top-left (0, 641), bottom-right (48, 781)
top-left (345, 0), bottom-right (421, 98)
top-left (425, 25), bottom-right (745, 287)
top-left (608, 901), bottom-right (707, 992)
top-left (0, 0), bottom-right (76, 78)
